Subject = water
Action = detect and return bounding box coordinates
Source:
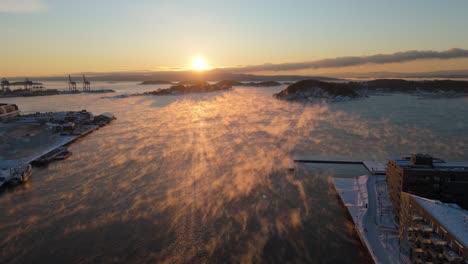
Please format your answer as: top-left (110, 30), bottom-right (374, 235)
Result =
top-left (0, 82), bottom-right (467, 263)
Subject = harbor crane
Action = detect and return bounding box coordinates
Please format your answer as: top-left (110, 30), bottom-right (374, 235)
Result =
top-left (1, 78), bottom-right (10, 92)
top-left (24, 78), bottom-right (33, 91)
top-left (82, 75), bottom-right (91, 91)
top-left (68, 75), bottom-right (77, 91)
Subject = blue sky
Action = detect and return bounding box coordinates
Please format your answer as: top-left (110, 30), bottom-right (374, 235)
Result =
top-left (1, 0), bottom-right (468, 76)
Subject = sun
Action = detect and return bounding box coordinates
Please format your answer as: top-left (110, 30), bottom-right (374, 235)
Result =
top-left (191, 55), bottom-right (211, 71)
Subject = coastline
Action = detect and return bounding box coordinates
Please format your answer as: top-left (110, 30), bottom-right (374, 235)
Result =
top-left (330, 175), bottom-right (403, 264)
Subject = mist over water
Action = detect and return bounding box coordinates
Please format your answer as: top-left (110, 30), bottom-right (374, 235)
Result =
top-left (0, 83), bottom-right (467, 263)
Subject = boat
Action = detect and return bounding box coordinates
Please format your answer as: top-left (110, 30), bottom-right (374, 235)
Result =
top-left (54, 149), bottom-right (72, 160)
top-left (32, 147), bottom-right (71, 166)
top-left (0, 103), bottom-right (20, 121)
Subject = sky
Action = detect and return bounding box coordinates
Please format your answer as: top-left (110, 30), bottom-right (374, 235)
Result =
top-left (1, 0), bottom-right (468, 77)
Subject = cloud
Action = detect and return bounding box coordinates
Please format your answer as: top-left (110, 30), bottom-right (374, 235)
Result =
top-left (0, 0), bottom-right (46, 14)
top-left (225, 48), bottom-right (468, 73)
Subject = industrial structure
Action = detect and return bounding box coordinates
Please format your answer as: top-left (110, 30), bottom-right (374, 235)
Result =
top-left (68, 75), bottom-right (77, 91)
top-left (24, 78), bottom-right (33, 90)
top-left (82, 75), bottom-right (91, 91)
top-left (1, 78), bottom-right (10, 92)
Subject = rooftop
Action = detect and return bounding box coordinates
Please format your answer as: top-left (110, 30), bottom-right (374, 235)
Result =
top-left (391, 159), bottom-right (468, 172)
top-left (409, 193), bottom-right (468, 247)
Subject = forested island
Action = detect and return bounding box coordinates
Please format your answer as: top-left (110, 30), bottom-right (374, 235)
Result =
top-left (139, 80), bottom-right (173, 85)
top-left (274, 79), bottom-right (468, 102)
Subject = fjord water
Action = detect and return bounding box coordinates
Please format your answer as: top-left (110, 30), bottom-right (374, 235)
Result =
top-left (0, 83), bottom-right (467, 263)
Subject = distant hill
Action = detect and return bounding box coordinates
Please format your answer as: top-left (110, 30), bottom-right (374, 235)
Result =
top-left (11, 69), bottom-right (342, 83)
top-left (328, 69), bottom-right (468, 79)
top-left (139, 80), bottom-right (173, 85)
top-left (10, 81), bottom-right (43, 86)
top-left (239, 81), bottom-right (282, 87)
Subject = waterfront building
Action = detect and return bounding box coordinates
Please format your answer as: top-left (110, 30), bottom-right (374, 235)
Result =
top-left (399, 192), bottom-right (467, 263)
top-left (387, 154), bottom-right (468, 221)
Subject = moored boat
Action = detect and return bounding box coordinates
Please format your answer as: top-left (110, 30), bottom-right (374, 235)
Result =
top-left (32, 147), bottom-right (71, 166)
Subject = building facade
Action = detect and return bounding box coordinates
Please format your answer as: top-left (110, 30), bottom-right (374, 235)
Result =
top-left (387, 154), bottom-right (468, 221)
top-left (399, 192), bottom-right (467, 263)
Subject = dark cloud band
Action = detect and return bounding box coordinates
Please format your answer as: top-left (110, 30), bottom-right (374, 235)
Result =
top-left (225, 48), bottom-right (468, 72)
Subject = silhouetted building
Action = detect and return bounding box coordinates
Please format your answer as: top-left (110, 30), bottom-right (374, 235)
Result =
top-left (399, 192), bottom-right (467, 263)
top-left (387, 154), bottom-right (468, 221)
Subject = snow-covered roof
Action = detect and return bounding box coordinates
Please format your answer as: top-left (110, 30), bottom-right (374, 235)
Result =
top-left (410, 194), bottom-right (468, 247)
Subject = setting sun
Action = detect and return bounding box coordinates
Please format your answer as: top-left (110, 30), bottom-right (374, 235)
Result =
top-left (191, 55), bottom-right (211, 71)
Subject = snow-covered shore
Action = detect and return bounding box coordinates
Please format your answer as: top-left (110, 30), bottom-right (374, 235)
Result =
top-left (332, 175), bottom-right (405, 264)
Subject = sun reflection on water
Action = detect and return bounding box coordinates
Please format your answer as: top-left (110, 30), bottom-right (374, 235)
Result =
top-left (0, 86), bottom-right (467, 263)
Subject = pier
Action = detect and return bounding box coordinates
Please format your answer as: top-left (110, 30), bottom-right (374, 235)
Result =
top-left (0, 111), bottom-right (116, 188)
top-left (292, 158), bottom-right (387, 175)
top-left (290, 157), bottom-right (399, 263)
top-left (331, 175), bottom-right (401, 264)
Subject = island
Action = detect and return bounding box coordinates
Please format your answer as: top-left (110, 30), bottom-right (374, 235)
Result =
top-left (274, 80), bottom-right (363, 102)
top-left (139, 80), bottom-right (173, 85)
top-left (145, 80), bottom-right (232, 95)
top-left (274, 79), bottom-right (468, 102)
top-left (238, 81), bottom-right (282, 87)
top-left (107, 80), bottom-right (233, 98)
top-left (177, 80), bottom-right (282, 87)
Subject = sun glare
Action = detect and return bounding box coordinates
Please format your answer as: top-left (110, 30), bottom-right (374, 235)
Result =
top-left (191, 56), bottom-right (211, 71)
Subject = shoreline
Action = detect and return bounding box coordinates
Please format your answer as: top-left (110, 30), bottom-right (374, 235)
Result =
top-left (0, 89), bottom-right (116, 99)
top-left (330, 175), bottom-right (404, 264)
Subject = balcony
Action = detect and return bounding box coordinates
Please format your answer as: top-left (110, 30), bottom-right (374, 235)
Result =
top-left (420, 224), bottom-right (433, 232)
top-left (430, 236), bottom-right (447, 247)
top-left (414, 248), bottom-right (425, 254)
top-left (443, 249), bottom-right (463, 262)
top-left (428, 250), bottom-right (442, 259)
top-left (413, 214), bottom-right (423, 221)
top-left (420, 238), bottom-right (432, 244)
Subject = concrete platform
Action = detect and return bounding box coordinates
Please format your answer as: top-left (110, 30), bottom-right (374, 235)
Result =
top-left (292, 158), bottom-right (387, 175)
top-left (363, 161), bottom-right (387, 175)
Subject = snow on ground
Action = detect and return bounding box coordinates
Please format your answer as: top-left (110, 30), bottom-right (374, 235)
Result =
top-left (333, 175), bottom-right (403, 264)
top-left (0, 135), bottom-right (76, 168)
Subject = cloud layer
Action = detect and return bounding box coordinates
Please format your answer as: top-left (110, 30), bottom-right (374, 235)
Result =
top-left (0, 0), bottom-right (46, 14)
top-left (226, 48), bottom-right (468, 73)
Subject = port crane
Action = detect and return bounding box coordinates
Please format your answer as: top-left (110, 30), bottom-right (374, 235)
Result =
top-left (82, 75), bottom-right (91, 91)
top-left (68, 75), bottom-right (77, 91)
top-left (1, 78), bottom-right (10, 92)
top-left (24, 78), bottom-right (33, 91)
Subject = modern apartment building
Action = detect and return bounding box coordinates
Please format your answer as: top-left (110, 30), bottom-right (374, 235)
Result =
top-left (399, 192), bottom-right (467, 263)
top-left (387, 154), bottom-right (468, 221)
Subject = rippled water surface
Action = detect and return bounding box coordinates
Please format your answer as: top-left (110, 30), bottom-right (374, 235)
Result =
top-left (0, 82), bottom-right (467, 263)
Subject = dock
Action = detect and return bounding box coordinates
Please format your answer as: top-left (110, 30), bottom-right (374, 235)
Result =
top-left (0, 111), bottom-right (116, 187)
top-left (331, 175), bottom-right (400, 264)
top-left (292, 158), bottom-right (387, 175)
